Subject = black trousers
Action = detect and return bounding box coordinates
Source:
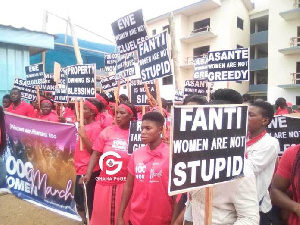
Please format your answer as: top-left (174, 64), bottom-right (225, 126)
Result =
top-left (74, 170), bottom-right (100, 219)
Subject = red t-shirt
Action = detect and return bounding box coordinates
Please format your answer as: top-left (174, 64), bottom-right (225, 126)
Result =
top-left (38, 111), bottom-right (59, 122)
top-left (128, 142), bottom-right (173, 225)
top-left (74, 121), bottom-right (102, 175)
top-left (95, 111), bottom-right (113, 129)
top-left (276, 144), bottom-right (300, 225)
top-left (7, 101), bottom-right (35, 117)
top-left (92, 125), bottom-right (130, 185)
top-left (275, 107), bottom-right (289, 115)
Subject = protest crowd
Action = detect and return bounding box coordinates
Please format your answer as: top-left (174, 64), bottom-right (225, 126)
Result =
top-left (0, 85), bottom-right (299, 225)
top-left (0, 7), bottom-right (300, 225)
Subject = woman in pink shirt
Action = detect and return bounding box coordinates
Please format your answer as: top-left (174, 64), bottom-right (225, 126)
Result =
top-left (74, 99), bottom-right (103, 223)
top-left (95, 93), bottom-right (114, 127)
top-left (38, 99), bottom-right (59, 122)
top-left (271, 144), bottom-right (300, 225)
top-left (117, 112), bottom-right (175, 225)
top-left (80, 102), bottom-right (137, 225)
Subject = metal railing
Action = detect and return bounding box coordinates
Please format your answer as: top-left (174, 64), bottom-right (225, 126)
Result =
top-left (190, 26), bottom-right (211, 35)
top-left (290, 37), bottom-right (300, 47)
top-left (291, 72), bottom-right (300, 84)
top-left (183, 54), bottom-right (208, 66)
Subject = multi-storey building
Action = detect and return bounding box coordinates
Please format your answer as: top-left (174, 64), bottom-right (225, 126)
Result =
top-left (268, 0), bottom-right (300, 105)
top-left (146, 0), bottom-right (300, 105)
top-left (146, 0), bottom-right (253, 100)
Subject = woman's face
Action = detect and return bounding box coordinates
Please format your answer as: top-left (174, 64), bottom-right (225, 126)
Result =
top-left (2, 98), bottom-right (11, 108)
top-left (141, 120), bottom-right (162, 144)
top-left (248, 106), bottom-right (268, 133)
top-left (41, 103), bottom-right (52, 115)
top-left (116, 106), bottom-right (133, 128)
top-left (83, 105), bottom-right (94, 120)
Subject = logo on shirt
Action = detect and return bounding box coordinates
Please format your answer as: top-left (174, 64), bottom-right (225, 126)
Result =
top-left (112, 139), bottom-right (127, 151)
top-left (99, 151), bottom-right (122, 175)
top-left (135, 163), bottom-right (146, 180)
top-left (150, 168), bottom-right (162, 182)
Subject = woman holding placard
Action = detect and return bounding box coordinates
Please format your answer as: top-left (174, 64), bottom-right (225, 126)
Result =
top-left (79, 102), bottom-right (137, 225)
top-left (117, 112), bottom-right (176, 225)
top-left (74, 99), bottom-right (103, 223)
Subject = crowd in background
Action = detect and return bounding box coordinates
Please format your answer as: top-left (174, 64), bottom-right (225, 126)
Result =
top-left (0, 87), bottom-right (299, 225)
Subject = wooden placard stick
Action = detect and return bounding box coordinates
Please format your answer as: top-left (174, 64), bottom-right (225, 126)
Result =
top-left (114, 80), bottom-right (121, 119)
top-left (36, 86), bottom-right (41, 110)
top-left (155, 79), bottom-right (166, 139)
top-left (80, 98), bottom-right (84, 151)
top-left (82, 177), bottom-right (90, 225)
top-left (142, 106), bottom-right (145, 115)
top-left (144, 83), bottom-right (156, 108)
top-left (204, 187), bottom-right (213, 225)
top-left (127, 77), bottom-right (130, 101)
top-left (207, 82), bottom-right (211, 102)
top-left (74, 98), bottom-right (80, 122)
top-left (60, 103), bottom-right (63, 117)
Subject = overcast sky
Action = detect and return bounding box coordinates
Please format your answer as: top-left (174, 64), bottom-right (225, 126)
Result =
top-left (0, 0), bottom-right (268, 45)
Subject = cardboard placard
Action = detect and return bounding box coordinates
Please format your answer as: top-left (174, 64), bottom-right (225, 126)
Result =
top-left (111, 9), bottom-right (148, 54)
top-left (116, 52), bottom-right (136, 79)
top-left (128, 120), bottom-right (145, 155)
top-left (65, 64), bottom-right (96, 98)
top-left (174, 89), bottom-right (184, 102)
top-left (267, 115), bottom-right (300, 156)
top-left (130, 79), bottom-right (156, 106)
top-left (25, 63), bottom-right (45, 86)
top-left (13, 78), bottom-right (37, 101)
top-left (104, 53), bottom-right (118, 72)
top-left (169, 105), bottom-right (248, 195)
top-left (194, 48), bottom-right (249, 82)
top-left (184, 80), bottom-right (214, 96)
top-left (39, 73), bottom-right (56, 91)
top-left (100, 75), bottom-right (126, 91)
top-left (137, 31), bottom-right (172, 82)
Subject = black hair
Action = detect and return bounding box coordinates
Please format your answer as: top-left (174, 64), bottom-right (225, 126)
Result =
top-left (161, 98), bottom-right (168, 110)
top-left (120, 102), bottom-right (137, 120)
top-left (3, 94), bottom-right (10, 100)
top-left (275, 97), bottom-right (287, 109)
top-left (99, 93), bottom-right (110, 105)
top-left (291, 146), bottom-right (300, 203)
top-left (40, 99), bottom-right (54, 105)
top-left (211, 89), bottom-right (243, 104)
top-left (86, 98), bottom-right (105, 114)
top-left (242, 94), bottom-right (251, 102)
top-left (142, 112), bottom-right (165, 127)
top-left (184, 95), bottom-right (208, 105)
top-left (0, 106), bottom-right (6, 154)
top-left (251, 101), bottom-right (274, 125)
top-left (119, 94), bottom-right (129, 102)
top-left (10, 87), bottom-right (21, 94)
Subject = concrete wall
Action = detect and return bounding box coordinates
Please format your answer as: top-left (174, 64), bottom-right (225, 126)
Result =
top-left (268, 0), bottom-right (300, 105)
top-left (0, 43), bottom-right (30, 102)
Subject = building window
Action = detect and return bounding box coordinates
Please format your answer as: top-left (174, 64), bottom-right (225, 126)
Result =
top-left (162, 75), bottom-right (173, 85)
top-left (193, 18), bottom-right (210, 33)
top-left (237, 45), bottom-right (243, 49)
top-left (162, 25), bottom-right (170, 34)
top-left (193, 45), bottom-right (210, 58)
top-left (297, 27), bottom-right (300, 46)
top-left (152, 29), bottom-right (156, 36)
top-left (237, 17), bottom-right (244, 30)
top-left (296, 61), bottom-right (300, 84)
top-left (296, 96), bottom-right (300, 105)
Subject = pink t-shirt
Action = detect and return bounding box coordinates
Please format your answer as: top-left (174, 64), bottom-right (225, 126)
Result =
top-left (95, 111), bottom-right (114, 129)
top-left (39, 111), bottom-right (59, 122)
top-left (128, 142), bottom-right (173, 225)
top-left (7, 101), bottom-right (35, 117)
top-left (92, 125), bottom-right (130, 185)
top-left (74, 121), bottom-right (102, 175)
top-left (276, 144), bottom-right (300, 225)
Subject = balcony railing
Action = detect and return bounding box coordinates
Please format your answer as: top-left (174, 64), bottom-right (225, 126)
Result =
top-left (182, 54), bottom-right (208, 67)
top-left (291, 72), bottom-right (300, 84)
top-left (290, 36), bottom-right (300, 47)
top-left (190, 26), bottom-right (211, 35)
